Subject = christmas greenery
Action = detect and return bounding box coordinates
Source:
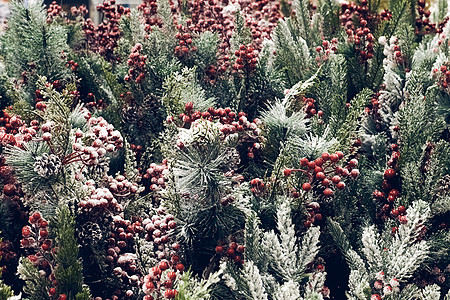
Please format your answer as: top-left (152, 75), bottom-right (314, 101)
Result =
top-left (0, 0), bottom-right (449, 299)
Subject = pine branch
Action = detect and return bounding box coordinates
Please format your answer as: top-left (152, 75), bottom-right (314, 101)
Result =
top-left (53, 207), bottom-right (87, 298)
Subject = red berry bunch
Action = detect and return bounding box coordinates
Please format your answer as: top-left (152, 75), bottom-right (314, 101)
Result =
top-left (174, 26), bottom-right (197, 59)
top-left (375, 144), bottom-right (403, 220)
top-left (142, 160), bottom-right (169, 194)
top-left (69, 5), bottom-right (88, 18)
top-left (78, 186), bottom-right (123, 212)
top-left (250, 178), bottom-right (266, 196)
top-left (106, 216), bottom-right (143, 299)
top-left (21, 212), bottom-right (53, 255)
top-left (0, 240), bottom-right (17, 277)
top-left (215, 239), bottom-right (245, 265)
top-left (137, 0), bottom-right (162, 30)
top-left (433, 64), bottom-right (450, 90)
top-left (68, 116), bottom-right (123, 167)
top-left (315, 38), bottom-right (338, 64)
top-left (340, 0), bottom-right (389, 63)
top-left (66, 59), bottom-right (79, 71)
top-left (284, 152), bottom-right (360, 197)
top-left (125, 43), bottom-right (147, 83)
top-left (233, 44), bottom-right (258, 74)
top-left (106, 174), bottom-right (140, 199)
top-left (173, 104), bottom-right (263, 157)
top-left (85, 93), bottom-right (105, 110)
top-left (83, 0), bottom-right (130, 61)
top-left (304, 201), bottom-right (322, 227)
top-left (141, 210), bottom-right (182, 300)
top-left (240, 0), bottom-right (283, 49)
top-left (302, 97), bottom-right (322, 118)
top-left (0, 110), bottom-right (39, 147)
top-left (46, 1), bottom-right (63, 23)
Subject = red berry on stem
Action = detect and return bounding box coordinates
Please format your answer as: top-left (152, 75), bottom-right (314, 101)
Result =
top-left (283, 169), bottom-right (292, 177)
top-left (302, 182), bottom-right (312, 192)
top-left (323, 188), bottom-right (333, 196)
top-left (384, 168), bottom-right (396, 179)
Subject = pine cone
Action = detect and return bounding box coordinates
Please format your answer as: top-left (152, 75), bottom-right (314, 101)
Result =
top-left (33, 153), bottom-right (61, 178)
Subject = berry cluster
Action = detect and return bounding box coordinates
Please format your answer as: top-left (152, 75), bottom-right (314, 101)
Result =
top-left (315, 38), bottom-right (338, 64)
top-left (232, 44), bottom-right (258, 74)
top-left (240, 0), bottom-right (282, 49)
top-left (142, 160), bottom-right (169, 194)
top-left (215, 239), bottom-right (245, 265)
top-left (414, 0), bottom-right (449, 35)
top-left (284, 152), bottom-right (359, 197)
top-left (302, 97), bottom-right (322, 118)
top-left (107, 174), bottom-right (140, 200)
top-left (83, 0), bottom-right (130, 61)
top-left (433, 64), bottom-right (450, 90)
top-left (380, 36), bottom-right (405, 66)
top-left (85, 92), bottom-right (105, 110)
top-left (66, 59), bottom-right (79, 72)
top-left (371, 271), bottom-right (400, 299)
top-left (35, 89), bottom-right (47, 111)
top-left (374, 144), bottom-right (403, 221)
top-left (125, 43), bottom-right (147, 83)
top-left (141, 210), bottom-right (183, 300)
top-left (69, 5), bottom-right (88, 18)
top-left (304, 201), bottom-right (322, 227)
top-left (107, 215), bottom-right (143, 298)
top-left (68, 116), bottom-right (123, 168)
top-left (174, 26), bottom-right (197, 58)
top-left (0, 111), bottom-right (39, 147)
top-left (173, 103), bottom-right (263, 157)
top-left (137, 0), bottom-right (161, 29)
top-left (250, 178), bottom-right (266, 196)
top-left (21, 212), bottom-right (63, 300)
top-left (340, 0), bottom-right (390, 63)
top-left (46, 1), bottom-right (63, 23)
top-left (78, 186), bottom-right (123, 212)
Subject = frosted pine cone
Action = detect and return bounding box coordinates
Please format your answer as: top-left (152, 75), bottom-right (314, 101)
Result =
top-left (34, 153), bottom-right (61, 178)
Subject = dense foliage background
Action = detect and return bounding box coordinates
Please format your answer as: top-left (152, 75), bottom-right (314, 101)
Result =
top-left (0, 0), bottom-right (449, 299)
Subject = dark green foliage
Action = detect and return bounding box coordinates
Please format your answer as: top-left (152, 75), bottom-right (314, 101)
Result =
top-left (53, 207), bottom-right (87, 299)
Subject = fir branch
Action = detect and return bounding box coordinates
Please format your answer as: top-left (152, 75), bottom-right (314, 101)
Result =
top-left (360, 225), bottom-right (383, 274)
top-left (162, 67), bottom-right (216, 117)
top-left (263, 198), bottom-right (320, 282)
top-left (273, 280), bottom-right (301, 300)
top-left (17, 257), bottom-right (51, 300)
top-left (386, 200), bottom-right (431, 281)
top-left (176, 268), bottom-right (223, 300)
top-left (335, 88), bottom-right (372, 149)
top-left (53, 207), bottom-right (86, 298)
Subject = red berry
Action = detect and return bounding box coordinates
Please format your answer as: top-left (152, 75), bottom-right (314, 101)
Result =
top-left (330, 154), bottom-right (339, 162)
top-left (321, 152), bottom-right (330, 161)
top-left (348, 159), bottom-right (358, 168)
top-left (227, 248), bottom-right (235, 256)
top-left (159, 261), bottom-right (169, 271)
top-left (176, 263), bottom-right (184, 272)
top-left (49, 288), bottom-right (56, 295)
top-left (323, 188), bottom-right (333, 196)
top-left (314, 157), bottom-right (323, 166)
top-left (167, 271), bottom-right (177, 281)
top-left (350, 169), bottom-right (360, 178)
top-left (215, 245), bottom-right (224, 253)
top-left (302, 182), bottom-right (312, 192)
top-left (384, 168), bottom-right (396, 179)
top-left (321, 178), bottom-right (330, 187)
top-left (336, 151), bottom-right (344, 159)
top-left (237, 245), bottom-right (245, 253)
top-left (308, 161), bottom-right (316, 169)
top-left (391, 209), bottom-right (399, 216)
top-left (336, 182), bottom-right (346, 190)
top-left (300, 157), bottom-right (309, 166)
top-left (22, 226), bottom-right (31, 237)
top-left (398, 205), bottom-right (406, 214)
top-left (316, 172), bottom-right (325, 180)
top-left (331, 175), bottom-right (341, 184)
top-left (185, 102), bottom-right (194, 111)
top-left (399, 216), bottom-right (408, 224)
top-left (283, 169), bottom-right (292, 177)
top-left (58, 294), bottom-right (67, 300)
